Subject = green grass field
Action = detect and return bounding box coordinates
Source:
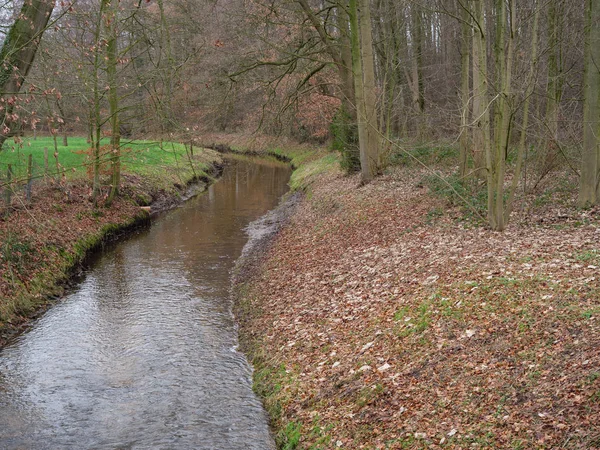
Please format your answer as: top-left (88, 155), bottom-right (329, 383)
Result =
top-left (0, 136), bottom-right (201, 181)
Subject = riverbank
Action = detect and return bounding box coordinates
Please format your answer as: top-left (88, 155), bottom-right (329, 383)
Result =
top-left (233, 158), bottom-right (600, 448)
top-left (0, 143), bottom-right (222, 346)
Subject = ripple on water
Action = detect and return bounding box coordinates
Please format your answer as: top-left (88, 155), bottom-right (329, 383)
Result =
top-left (0, 158), bottom-right (290, 449)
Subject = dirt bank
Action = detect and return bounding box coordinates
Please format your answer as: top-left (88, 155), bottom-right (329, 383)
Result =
top-left (0, 151), bottom-right (223, 346)
top-left (234, 164), bottom-right (600, 449)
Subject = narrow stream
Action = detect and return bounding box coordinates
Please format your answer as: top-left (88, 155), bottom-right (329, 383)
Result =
top-left (0, 157), bottom-right (291, 449)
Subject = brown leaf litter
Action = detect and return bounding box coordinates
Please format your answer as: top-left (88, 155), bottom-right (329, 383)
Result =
top-left (237, 166), bottom-right (600, 449)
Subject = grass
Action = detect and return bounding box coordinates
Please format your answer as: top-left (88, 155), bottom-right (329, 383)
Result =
top-left (575, 249), bottom-right (600, 263)
top-left (394, 299), bottom-right (432, 337)
top-left (289, 153), bottom-right (339, 191)
top-left (0, 136), bottom-right (203, 182)
top-left (389, 142), bottom-right (458, 167)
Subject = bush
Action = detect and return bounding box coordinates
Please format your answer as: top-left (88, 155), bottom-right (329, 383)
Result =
top-left (330, 107), bottom-right (360, 173)
top-left (390, 144), bottom-right (458, 167)
top-left (424, 173), bottom-right (487, 221)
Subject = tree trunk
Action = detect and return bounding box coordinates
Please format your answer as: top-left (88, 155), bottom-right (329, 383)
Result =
top-left (91, 0), bottom-right (108, 204)
top-left (579, 0), bottom-right (600, 207)
top-left (349, 0), bottom-right (381, 182)
top-left (0, 0), bottom-right (55, 149)
top-left (410, 3), bottom-right (426, 139)
top-left (157, 0), bottom-right (176, 132)
top-left (543, 1), bottom-right (563, 153)
top-left (296, 0), bottom-right (359, 170)
top-left (505, 0), bottom-right (540, 220)
top-left (486, 0), bottom-right (515, 231)
top-left (358, 0), bottom-right (381, 177)
top-left (459, 0), bottom-right (471, 179)
top-left (471, 0), bottom-right (489, 179)
top-left (336, 5), bottom-right (360, 171)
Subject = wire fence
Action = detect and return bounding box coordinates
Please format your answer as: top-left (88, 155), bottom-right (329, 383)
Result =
top-left (1, 147), bottom-right (58, 215)
top-left (1, 139), bottom-right (204, 216)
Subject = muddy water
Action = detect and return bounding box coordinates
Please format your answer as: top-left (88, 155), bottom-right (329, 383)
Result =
top-left (0, 157), bottom-right (291, 449)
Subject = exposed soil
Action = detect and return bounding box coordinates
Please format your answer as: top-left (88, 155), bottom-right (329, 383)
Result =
top-left (235, 165), bottom-right (600, 449)
top-left (0, 160), bottom-right (223, 347)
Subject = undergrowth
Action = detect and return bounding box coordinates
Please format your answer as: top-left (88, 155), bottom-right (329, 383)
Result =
top-left (424, 173), bottom-right (487, 222)
top-left (389, 142), bottom-right (458, 168)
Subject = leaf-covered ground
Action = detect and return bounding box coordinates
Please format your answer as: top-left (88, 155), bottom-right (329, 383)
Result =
top-left (237, 165), bottom-right (600, 449)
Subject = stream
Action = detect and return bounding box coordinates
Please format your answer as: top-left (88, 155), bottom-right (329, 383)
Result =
top-left (0, 157), bottom-right (291, 449)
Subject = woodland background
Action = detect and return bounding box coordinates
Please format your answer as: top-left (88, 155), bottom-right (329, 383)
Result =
top-left (0, 0), bottom-right (598, 229)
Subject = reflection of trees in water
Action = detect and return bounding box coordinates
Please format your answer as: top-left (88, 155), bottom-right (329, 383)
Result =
top-left (90, 157), bottom-right (290, 321)
top-left (100, 247), bottom-right (132, 308)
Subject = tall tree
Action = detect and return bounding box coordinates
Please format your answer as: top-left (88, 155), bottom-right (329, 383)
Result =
top-left (471, 0), bottom-right (489, 179)
top-left (349, 0), bottom-right (381, 182)
top-left (408, 2), bottom-right (425, 138)
top-left (579, 0), bottom-right (600, 207)
top-left (505, 0), bottom-right (540, 219)
top-left (487, 0), bottom-right (515, 231)
top-left (458, 0), bottom-right (471, 179)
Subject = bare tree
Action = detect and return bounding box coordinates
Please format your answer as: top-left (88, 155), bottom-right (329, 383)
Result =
top-left (579, 0), bottom-right (600, 206)
top-left (0, 0), bottom-right (55, 148)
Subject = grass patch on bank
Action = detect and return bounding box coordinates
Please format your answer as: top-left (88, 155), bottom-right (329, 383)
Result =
top-left (1, 136), bottom-right (206, 183)
top-left (289, 153), bottom-right (339, 191)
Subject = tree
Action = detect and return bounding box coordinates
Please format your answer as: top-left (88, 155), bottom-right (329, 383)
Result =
top-left (349, 0), bottom-right (381, 182)
top-left (0, 0), bottom-right (56, 149)
top-left (458, 0), bottom-right (471, 179)
top-left (471, 0), bottom-right (490, 180)
top-left (579, 0), bottom-right (600, 207)
top-left (408, 2), bottom-right (425, 139)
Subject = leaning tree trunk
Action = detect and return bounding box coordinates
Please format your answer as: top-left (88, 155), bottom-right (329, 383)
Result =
top-left (0, 0), bottom-right (55, 149)
top-left (296, 0), bottom-right (359, 170)
top-left (579, 0), bottom-right (600, 207)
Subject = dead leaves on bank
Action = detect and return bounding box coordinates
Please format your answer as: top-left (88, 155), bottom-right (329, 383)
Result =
top-left (241, 168), bottom-right (600, 449)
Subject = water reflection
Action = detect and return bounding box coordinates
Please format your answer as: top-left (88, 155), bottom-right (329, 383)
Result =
top-left (0, 157), bottom-right (291, 449)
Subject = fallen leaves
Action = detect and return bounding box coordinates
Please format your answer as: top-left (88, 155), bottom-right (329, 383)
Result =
top-left (237, 164), bottom-right (600, 449)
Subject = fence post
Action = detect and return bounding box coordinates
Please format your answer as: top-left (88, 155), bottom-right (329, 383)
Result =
top-left (4, 164), bottom-right (13, 210)
top-left (54, 149), bottom-right (59, 179)
top-left (26, 154), bottom-right (33, 202)
top-left (44, 147), bottom-right (49, 175)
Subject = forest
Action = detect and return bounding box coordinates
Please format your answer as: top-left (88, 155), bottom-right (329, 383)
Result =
top-left (0, 0), bottom-right (599, 449)
top-left (0, 0), bottom-right (598, 221)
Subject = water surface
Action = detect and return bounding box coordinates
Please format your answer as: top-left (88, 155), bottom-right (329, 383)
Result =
top-left (0, 157), bottom-right (291, 449)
